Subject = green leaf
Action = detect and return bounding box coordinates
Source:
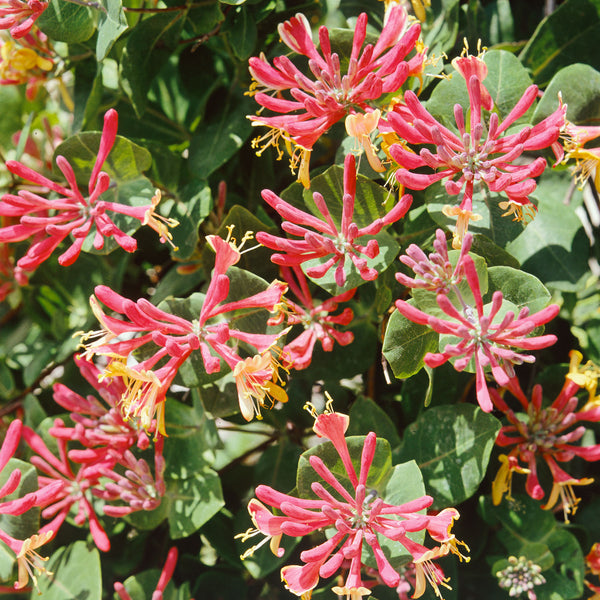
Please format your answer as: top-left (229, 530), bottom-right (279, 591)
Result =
top-left (422, 0), bottom-right (460, 55)
top-left (163, 179), bottom-right (212, 260)
top-left (163, 394), bottom-right (220, 478)
top-left (96, 0), bottom-right (128, 61)
top-left (0, 360), bottom-right (15, 399)
top-left (505, 194), bottom-right (590, 292)
top-left (72, 56), bottom-right (103, 133)
top-left (37, 541), bottom-right (101, 600)
top-left (533, 63), bottom-right (600, 125)
top-left (482, 50), bottom-right (534, 118)
top-left (222, 7), bottom-right (257, 60)
top-left (120, 12), bottom-right (185, 117)
top-left (167, 468), bottom-right (225, 538)
top-left (347, 395), bottom-right (401, 447)
top-left (188, 94), bottom-right (253, 178)
top-left (296, 436), bottom-right (392, 499)
top-left (519, 0), bottom-right (600, 86)
top-left (396, 405), bottom-right (501, 509)
top-left (485, 266), bottom-right (551, 314)
top-left (382, 304), bottom-right (439, 379)
top-left (53, 132), bottom-right (152, 185)
top-left (37, 0), bottom-right (96, 43)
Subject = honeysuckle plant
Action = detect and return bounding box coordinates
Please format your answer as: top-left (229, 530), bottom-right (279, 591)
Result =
top-left (0, 1), bottom-right (599, 599)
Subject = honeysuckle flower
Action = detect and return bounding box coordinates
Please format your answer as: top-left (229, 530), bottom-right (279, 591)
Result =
top-left (81, 234), bottom-right (288, 426)
top-left (562, 122), bottom-right (600, 192)
top-left (395, 255), bottom-right (559, 411)
top-left (387, 60), bottom-right (566, 245)
top-left (0, 0), bottom-right (47, 38)
top-left (272, 266), bottom-right (355, 369)
top-left (240, 401), bottom-right (465, 598)
top-left (248, 5), bottom-right (423, 186)
top-left (256, 154), bottom-right (412, 287)
top-left (567, 349), bottom-right (600, 408)
top-left (491, 375), bottom-right (600, 521)
top-left (12, 531), bottom-right (54, 590)
top-left (0, 29), bottom-right (52, 98)
top-left (21, 421), bottom-right (113, 551)
top-left (396, 229), bottom-right (472, 293)
top-left (345, 110), bottom-right (386, 173)
top-left (0, 109), bottom-right (177, 278)
top-left (50, 355), bottom-right (151, 451)
top-left (114, 547), bottom-right (192, 600)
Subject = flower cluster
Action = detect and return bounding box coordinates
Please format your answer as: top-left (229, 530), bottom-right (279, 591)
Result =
top-left (0, 420), bottom-right (59, 590)
top-left (239, 401), bottom-right (466, 599)
top-left (395, 231), bottom-right (559, 411)
top-left (81, 232), bottom-right (288, 427)
top-left (0, 0), bottom-right (47, 39)
top-left (561, 122), bottom-right (600, 193)
top-left (0, 28), bottom-right (52, 98)
top-left (491, 371), bottom-right (600, 521)
top-left (386, 52), bottom-right (566, 246)
top-left (271, 265), bottom-right (355, 369)
top-left (256, 153), bottom-right (412, 287)
top-left (495, 556), bottom-right (546, 600)
top-left (18, 356), bottom-right (166, 552)
top-left (0, 109), bottom-right (177, 281)
top-left (248, 5), bottom-right (423, 185)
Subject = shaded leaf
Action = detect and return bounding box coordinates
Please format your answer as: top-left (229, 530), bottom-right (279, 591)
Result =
top-left (396, 405), bottom-right (501, 509)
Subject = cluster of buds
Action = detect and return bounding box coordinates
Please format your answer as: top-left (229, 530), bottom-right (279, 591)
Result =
top-left (238, 400), bottom-right (467, 599)
top-left (496, 556), bottom-right (546, 600)
top-left (395, 229), bottom-right (559, 412)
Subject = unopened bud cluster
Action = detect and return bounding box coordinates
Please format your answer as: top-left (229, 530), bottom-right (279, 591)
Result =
top-left (496, 556), bottom-right (546, 600)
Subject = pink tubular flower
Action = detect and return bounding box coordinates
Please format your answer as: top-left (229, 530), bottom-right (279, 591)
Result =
top-left (491, 375), bottom-right (600, 522)
top-left (387, 57), bottom-right (566, 245)
top-left (396, 229), bottom-right (472, 294)
top-left (21, 421), bottom-right (112, 552)
top-left (81, 234), bottom-right (288, 426)
top-left (239, 402), bottom-right (465, 599)
top-left (256, 154), bottom-right (412, 287)
top-left (114, 547), bottom-right (194, 600)
top-left (248, 5), bottom-right (423, 186)
top-left (50, 355), bottom-right (151, 451)
top-left (0, 109), bottom-right (177, 278)
top-left (0, 0), bottom-right (47, 38)
top-left (395, 255), bottom-right (559, 412)
top-left (273, 266), bottom-right (355, 369)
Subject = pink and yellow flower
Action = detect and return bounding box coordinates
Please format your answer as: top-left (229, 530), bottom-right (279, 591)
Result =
top-left (491, 374), bottom-right (600, 521)
top-left (0, 109), bottom-right (177, 278)
top-left (248, 6), bottom-right (423, 185)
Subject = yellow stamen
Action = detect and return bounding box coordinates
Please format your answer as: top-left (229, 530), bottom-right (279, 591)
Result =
top-left (15, 531), bottom-right (54, 591)
top-left (542, 478), bottom-right (594, 523)
top-left (498, 200), bottom-right (537, 223)
top-left (442, 205), bottom-right (482, 249)
top-left (143, 190), bottom-right (179, 250)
